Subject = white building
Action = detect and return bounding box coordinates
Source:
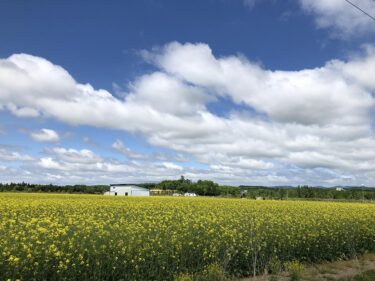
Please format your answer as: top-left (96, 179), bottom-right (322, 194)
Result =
top-left (184, 192), bottom-right (197, 197)
top-left (104, 185), bottom-right (150, 196)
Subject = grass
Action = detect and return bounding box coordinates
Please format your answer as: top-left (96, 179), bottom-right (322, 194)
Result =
top-left (240, 254), bottom-right (375, 281)
top-left (339, 270), bottom-right (375, 281)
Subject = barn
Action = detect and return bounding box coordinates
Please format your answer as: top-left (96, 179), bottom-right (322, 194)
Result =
top-left (105, 184), bottom-right (150, 196)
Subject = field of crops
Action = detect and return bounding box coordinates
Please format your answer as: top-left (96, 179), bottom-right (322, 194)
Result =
top-left (1, 193), bottom-right (375, 281)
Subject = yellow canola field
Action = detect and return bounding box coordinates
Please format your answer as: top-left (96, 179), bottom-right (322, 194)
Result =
top-left (1, 193), bottom-right (375, 281)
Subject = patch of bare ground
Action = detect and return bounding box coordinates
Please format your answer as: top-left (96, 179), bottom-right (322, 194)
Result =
top-left (238, 253), bottom-right (375, 281)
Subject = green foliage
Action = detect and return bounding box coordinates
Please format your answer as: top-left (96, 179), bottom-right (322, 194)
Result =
top-left (268, 256), bottom-right (282, 275)
top-left (0, 182), bottom-right (109, 194)
top-left (155, 177), bottom-right (240, 196)
top-left (175, 264), bottom-right (228, 281)
top-left (240, 185), bottom-right (375, 201)
top-left (2, 179), bottom-right (375, 200)
top-left (175, 273), bottom-right (194, 281)
top-left (196, 264), bottom-right (228, 281)
top-left (285, 261), bottom-right (304, 281)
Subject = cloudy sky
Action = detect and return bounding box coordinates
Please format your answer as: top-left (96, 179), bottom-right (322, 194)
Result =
top-left (1, 0), bottom-right (375, 186)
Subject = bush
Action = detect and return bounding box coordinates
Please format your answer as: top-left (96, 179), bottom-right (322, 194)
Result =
top-left (267, 256), bottom-right (282, 281)
top-left (175, 273), bottom-right (194, 281)
top-left (197, 264), bottom-right (227, 281)
top-left (285, 261), bottom-right (304, 281)
top-left (268, 256), bottom-right (282, 275)
top-left (176, 264), bottom-right (227, 281)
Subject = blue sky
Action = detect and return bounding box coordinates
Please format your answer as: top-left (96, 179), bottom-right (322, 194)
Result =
top-left (1, 0), bottom-right (375, 186)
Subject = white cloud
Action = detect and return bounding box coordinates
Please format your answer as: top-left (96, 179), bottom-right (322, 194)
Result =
top-left (146, 42), bottom-right (374, 126)
top-left (6, 103), bottom-right (40, 117)
top-left (48, 147), bottom-right (102, 164)
top-left (38, 157), bottom-right (63, 170)
top-left (241, 0), bottom-right (375, 38)
top-left (0, 148), bottom-right (34, 161)
top-left (112, 139), bottom-right (191, 163)
top-left (299, 0), bottom-right (375, 38)
top-left (127, 72), bottom-right (211, 116)
top-left (243, 0), bottom-right (258, 9)
top-left (162, 162), bottom-right (183, 171)
top-left (30, 146), bottom-right (189, 184)
top-left (37, 152), bottom-right (134, 173)
top-left (31, 129), bottom-right (60, 143)
top-left (2, 43), bottom-right (375, 185)
top-left (112, 140), bottom-right (145, 159)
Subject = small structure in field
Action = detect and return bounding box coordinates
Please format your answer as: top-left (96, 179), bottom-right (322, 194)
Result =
top-left (184, 192), bottom-right (197, 197)
top-left (335, 187), bottom-right (345, 191)
top-left (150, 189), bottom-right (174, 196)
top-left (105, 184), bottom-right (150, 196)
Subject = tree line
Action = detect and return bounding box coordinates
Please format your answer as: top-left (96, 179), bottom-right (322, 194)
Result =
top-left (153, 176), bottom-right (240, 196)
top-left (1, 180), bottom-right (375, 201)
top-left (0, 182), bottom-right (109, 194)
top-left (240, 185), bottom-right (375, 201)
top-left (153, 178), bottom-right (375, 200)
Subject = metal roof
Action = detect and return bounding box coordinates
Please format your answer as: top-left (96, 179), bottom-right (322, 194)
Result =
top-left (109, 183), bottom-right (142, 186)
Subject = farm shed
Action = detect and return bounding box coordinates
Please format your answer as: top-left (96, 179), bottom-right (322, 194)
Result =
top-left (184, 192), bottom-right (197, 197)
top-left (105, 185), bottom-right (150, 196)
top-left (150, 189), bottom-right (174, 196)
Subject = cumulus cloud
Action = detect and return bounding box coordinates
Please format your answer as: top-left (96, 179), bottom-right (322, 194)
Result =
top-left (299, 0), bottom-right (375, 38)
top-left (145, 42), bottom-right (374, 126)
top-left (162, 162), bottom-right (183, 171)
top-left (31, 129), bottom-right (60, 143)
top-left (0, 148), bottom-right (34, 161)
top-left (6, 103), bottom-right (40, 117)
top-left (127, 72), bottom-right (211, 116)
top-left (48, 147), bottom-right (102, 164)
top-left (2, 43), bottom-right (375, 185)
top-left (242, 0), bottom-right (375, 37)
top-left (112, 139), bottom-right (188, 162)
top-left (27, 146), bottom-right (192, 185)
top-left (38, 148), bottom-right (134, 173)
top-left (112, 140), bottom-right (145, 159)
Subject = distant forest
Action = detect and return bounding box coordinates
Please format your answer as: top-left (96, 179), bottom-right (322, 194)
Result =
top-left (1, 180), bottom-right (375, 201)
top-left (239, 185), bottom-right (375, 201)
top-left (0, 182), bottom-right (109, 194)
top-left (153, 177), bottom-right (375, 200)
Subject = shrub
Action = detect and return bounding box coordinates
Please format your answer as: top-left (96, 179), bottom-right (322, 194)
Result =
top-left (285, 261), bottom-right (304, 281)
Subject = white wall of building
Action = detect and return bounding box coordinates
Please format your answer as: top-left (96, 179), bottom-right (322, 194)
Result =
top-left (105, 185), bottom-right (150, 196)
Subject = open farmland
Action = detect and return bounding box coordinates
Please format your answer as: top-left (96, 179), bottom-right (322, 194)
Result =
top-left (1, 194), bottom-right (375, 281)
